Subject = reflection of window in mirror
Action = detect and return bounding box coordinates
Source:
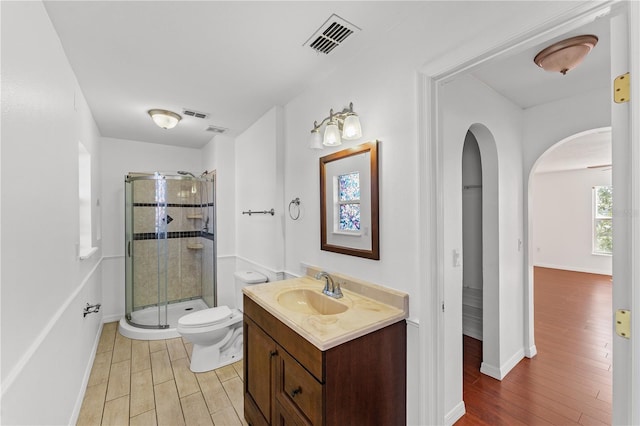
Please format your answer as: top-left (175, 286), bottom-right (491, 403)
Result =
top-left (320, 140), bottom-right (379, 260)
top-left (336, 172), bottom-right (361, 233)
top-left (593, 185), bottom-right (612, 255)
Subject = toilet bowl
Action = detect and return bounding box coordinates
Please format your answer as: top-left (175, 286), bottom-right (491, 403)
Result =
top-left (177, 270), bottom-right (268, 372)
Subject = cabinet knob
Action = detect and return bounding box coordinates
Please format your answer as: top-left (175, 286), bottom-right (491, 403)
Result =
top-left (290, 387), bottom-right (302, 398)
top-left (269, 350), bottom-right (278, 358)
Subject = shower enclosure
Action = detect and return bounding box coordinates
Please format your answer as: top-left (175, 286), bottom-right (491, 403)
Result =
top-left (123, 171), bottom-right (216, 334)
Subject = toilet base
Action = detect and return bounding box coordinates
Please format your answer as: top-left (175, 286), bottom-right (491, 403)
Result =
top-left (188, 327), bottom-right (243, 372)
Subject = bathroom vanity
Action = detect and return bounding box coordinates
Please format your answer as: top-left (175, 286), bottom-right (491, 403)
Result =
top-left (242, 272), bottom-right (408, 425)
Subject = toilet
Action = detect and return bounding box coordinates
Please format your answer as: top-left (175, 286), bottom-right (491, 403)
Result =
top-left (177, 270), bottom-right (268, 372)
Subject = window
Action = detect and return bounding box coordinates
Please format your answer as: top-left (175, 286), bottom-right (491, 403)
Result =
top-left (78, 142), bottom-right (96, 259)
top-left (593, 185), bottom-right (612, 255)
top-left (337, 172), bottom-right (360, 232)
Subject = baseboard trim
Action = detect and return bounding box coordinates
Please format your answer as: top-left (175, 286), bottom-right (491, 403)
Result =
top-left (445, 401), bottom-right (466, 426)
top-left (69, 321), bottom-right (104, 424)
top-left (534, 263), bottom-right (612, 277)
top-left (103, 313), bottom-right (123, 323)
top-left (525, 344), bottom-right (537, 358)
top-left (481, 348), bottom-right (525, 380)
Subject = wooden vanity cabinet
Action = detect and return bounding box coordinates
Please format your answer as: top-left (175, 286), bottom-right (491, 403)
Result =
top-left (243, 295), bottom-right (407, 426)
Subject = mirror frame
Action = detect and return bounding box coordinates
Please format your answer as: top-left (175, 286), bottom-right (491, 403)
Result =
top-left (319, 140), bottom-right (379, 260)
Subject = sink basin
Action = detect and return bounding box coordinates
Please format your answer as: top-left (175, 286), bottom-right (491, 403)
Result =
top-left (277, 289), bottom-right (348, 315)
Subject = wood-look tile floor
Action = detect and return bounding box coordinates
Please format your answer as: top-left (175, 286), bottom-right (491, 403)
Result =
top-left (77, 323), bottom-right (247, 426)
top-left (457, 267), bottom-right (613, 425)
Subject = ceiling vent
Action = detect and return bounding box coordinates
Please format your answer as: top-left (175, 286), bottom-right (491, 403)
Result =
top-left (205, 125), bottom-right (228, 134)
top-left (304, 14), bottom-right (360, 55)
top-left (182, 108), bottom-right (209, 119)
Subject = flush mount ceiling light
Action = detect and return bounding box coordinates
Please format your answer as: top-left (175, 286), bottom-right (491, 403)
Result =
top-left (148, 109), bottom-right (182, 129)
top-left (309, 102), bottom-right (362, 149)
top-left (534, 35), bottom-right (598, 75)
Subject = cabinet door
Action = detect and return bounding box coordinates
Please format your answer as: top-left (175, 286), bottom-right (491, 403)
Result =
top-left (276, 346), bottom-right (323, 425)
top-left (245, 319), bottom-right (277, 425)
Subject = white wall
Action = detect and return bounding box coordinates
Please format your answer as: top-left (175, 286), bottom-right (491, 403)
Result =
top-left (532, 168), bottom-right (612, 275)
top-left (1, 2), bottom-right (103, 423)
top-left (100, 137), bottom-right (203, 320)
top-left (523, 89), bottom-right (611, 176)
top-left (201, 134), bottom-right (238, 308)
top-left (234, 107), bottom-right (285, 283)
top-left (281, 24), bottom-right (425, 424)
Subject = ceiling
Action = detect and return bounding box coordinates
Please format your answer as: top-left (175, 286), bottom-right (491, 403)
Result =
top-left (44, 1), bottom-right (613, 166)
top-left (470, 15), bottom-right (612, 173)
top-left (44, 1), bottom-right (428, 148)
top-left (534, 128), bottom-right (612, 174)
top-left (471, 16), bottom-right (611, 109)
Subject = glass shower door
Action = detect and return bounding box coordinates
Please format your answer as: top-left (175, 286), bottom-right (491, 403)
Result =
top-left (154, 175), bottom-right (169, 328)
top-left (124, 173), bottom-right (169, 329)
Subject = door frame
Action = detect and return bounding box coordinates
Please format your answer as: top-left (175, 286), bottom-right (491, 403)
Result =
top-left (417, 1), bottom-right (639, 424)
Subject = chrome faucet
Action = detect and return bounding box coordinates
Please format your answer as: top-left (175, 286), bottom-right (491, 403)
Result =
top-left (315, 271), bottom-right (343, 299)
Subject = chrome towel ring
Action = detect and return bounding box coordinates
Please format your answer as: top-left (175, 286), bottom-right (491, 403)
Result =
top-left (289, 197), bottom-right (301, 220)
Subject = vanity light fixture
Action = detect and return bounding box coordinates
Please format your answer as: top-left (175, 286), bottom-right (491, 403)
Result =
top-left (148, 109), bottom-right (182, 129)
top-left (309, 102), bottom-right (362, 149)
top-left (534, 35), bottom-right (598, 75)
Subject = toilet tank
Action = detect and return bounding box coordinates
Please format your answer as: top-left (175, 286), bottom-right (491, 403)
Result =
top-left (234, 270), bottom-right (268, 311)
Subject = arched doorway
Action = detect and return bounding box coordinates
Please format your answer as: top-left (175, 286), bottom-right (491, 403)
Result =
top-left (461, 123), bottom-right (501, 379)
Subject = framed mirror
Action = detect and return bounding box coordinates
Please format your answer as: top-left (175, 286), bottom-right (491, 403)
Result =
top-left (320, 140), bottom-right (379, 260)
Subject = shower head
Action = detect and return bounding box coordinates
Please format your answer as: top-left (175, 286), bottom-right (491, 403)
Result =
top-left (177, 171), bottom-right (196, 178)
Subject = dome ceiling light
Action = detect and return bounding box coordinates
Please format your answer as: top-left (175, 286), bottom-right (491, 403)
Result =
top-left (148, 109), bottom-right (182, 129)
top-left (533, 35), bottom-right (598, 75)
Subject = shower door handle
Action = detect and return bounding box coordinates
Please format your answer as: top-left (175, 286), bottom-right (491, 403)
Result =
top-left (127, 241), bottom-right (131, 257)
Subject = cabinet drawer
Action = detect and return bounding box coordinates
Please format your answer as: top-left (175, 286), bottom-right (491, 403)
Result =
top-left (277, 348), bottom-right (322, 425)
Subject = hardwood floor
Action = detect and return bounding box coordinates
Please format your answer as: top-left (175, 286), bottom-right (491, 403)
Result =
top-left (456, 267), bottom-right (612, 425)
top-left (76, 322), bottom-right (247, 426)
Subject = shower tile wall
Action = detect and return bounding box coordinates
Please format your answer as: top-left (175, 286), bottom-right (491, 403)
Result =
top-left (132, 178), bottom-right (210, 309)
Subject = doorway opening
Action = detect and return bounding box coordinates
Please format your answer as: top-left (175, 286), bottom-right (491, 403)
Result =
top-left (530, 127), bottom-right (613, 410)
top-left (462, 131), bottom-right (483, 342)
top-left (418, 3), bottom-right (637, 424)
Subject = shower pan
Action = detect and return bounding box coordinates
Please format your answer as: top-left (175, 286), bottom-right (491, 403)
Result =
top-left (119, 171), bottom-right (216, 340)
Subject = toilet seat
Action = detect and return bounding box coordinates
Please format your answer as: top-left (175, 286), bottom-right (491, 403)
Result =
top-left (178, 306), bottom-right (233, 328)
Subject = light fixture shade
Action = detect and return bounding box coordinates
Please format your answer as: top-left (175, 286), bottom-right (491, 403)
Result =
top-left (323, 121), bottom-right (342, 146)
top-left (342, 114), bottom-right (362, 140)
top-left (309, 129), bottom-right (323, 149)
top-left (534, 35), bottom-right (598, 75)
top-left (148, 109), bottom-right (182, 129)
